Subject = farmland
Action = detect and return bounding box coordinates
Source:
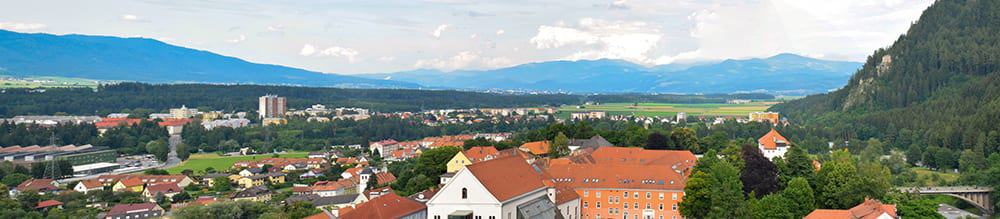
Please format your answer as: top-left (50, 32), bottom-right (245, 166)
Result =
top-left (0, 75), bottom-right (99, 89)
top-left (557, 102), bottom-right (776, 118)
top-left (166, 152), bottom-right (309, 174)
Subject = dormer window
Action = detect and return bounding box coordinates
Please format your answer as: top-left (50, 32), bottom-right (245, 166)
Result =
top-left (461, 188), bottom-right (468, 199)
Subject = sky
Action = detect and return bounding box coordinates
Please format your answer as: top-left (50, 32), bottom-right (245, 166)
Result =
top-left (0, 0), bottom-right (934, 74)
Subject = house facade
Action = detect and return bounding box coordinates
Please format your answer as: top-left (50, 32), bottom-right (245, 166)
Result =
top-left (758, 128), bottom-right (791, 160)
top-left (427, 156), bottom-right (563, 219)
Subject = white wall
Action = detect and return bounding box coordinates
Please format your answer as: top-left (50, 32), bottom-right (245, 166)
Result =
top-left (427, 168), bottom-right (502, 219)
top-left (498, 189), bottom-right (550, 219)
top-left (558, 198), bottom-right (581, 219)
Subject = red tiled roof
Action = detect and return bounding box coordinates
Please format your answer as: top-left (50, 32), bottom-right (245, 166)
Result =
top-left (554, 186), bottom-right (580, 205)
top-left (464, 146), bottom-right (499, 162)
top-left (465, 156), bottom-right (547, 202)
top-left (145, 183), bottom-right (181, 194)
top-left (304, 212), bottom-right (334, 219)
top-left (339, 193), bottom-right (426, 219)
top-left (546, 163), bottom-right (687, 190)
top-left (520, 141), bottom-right (550, 155)
top-left (758, 128), bottom-right (790, 150)
top-left (17, 179), bottom-right (57, 192)
top-left (805, 209), bottom-right (853, 219)
top-left (158, 118), bottom-right (192, 127)
top-left (120, 177), bottom-right (144, 187)
top-left (375, 172), bottom-right (397, 185)
top-left (107, 203), bottom-right (161, 215)
top-left (35, 200), bottom-right (63, 209)
top-left (587, 147), bottom-right (697, 167)
top-left (95, 118), bottom-right (142, 129)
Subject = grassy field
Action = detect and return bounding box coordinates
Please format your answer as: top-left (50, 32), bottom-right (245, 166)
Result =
top-left (0, 75), bottom-right (99, 89)
top-left (911, 167), bottom-right (960, 186)
top-left (166, 152), bottom-right (309, 174)
top-left (557, 102), bottom-right (776, 118)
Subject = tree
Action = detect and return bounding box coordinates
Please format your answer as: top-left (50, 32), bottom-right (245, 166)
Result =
top-left (740, 144), bottom-right (780, 198)
top-left (780, 146), bottom-right (815, 184)
top-left (860, 138), bottom-right (885, 162)
top-left (815, 151), bottom-right (862, 209)
top-left (212, 177), bottom-right (232, 192)
top-left (177, 142), bottom-right (191, 161)
top-left (906, 144), bottom-right (923, 166)
top-left (144, 169), bottom-right (169, 175)
top-left (644, 132), bottom-right (671, 150)
top-left (671, 128), bottom-right (701, 152)
top-left (958, 149), bottom-right (986, 173)
top-left (1, 173), bottom-right (29, 187)
top-left (679, 171), bottom-right (711, 218)
top-left (146, 140), bottom-right (169, 162)
top-left (747, 194), bottom-right (794, 219)
top-left (706, 160), bottom-right (746, 218)
top-left (781, 177), bottom-right (816, 218)
top-left (549, 132), bottom-right (569, 158)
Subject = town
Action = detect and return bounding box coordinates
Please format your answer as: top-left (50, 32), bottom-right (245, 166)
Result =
top-left (1, 93), bottom-right (991, 219)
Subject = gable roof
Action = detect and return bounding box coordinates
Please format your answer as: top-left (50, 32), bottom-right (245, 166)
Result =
top-left (145, 183), bottom-right (181, 194)
top-left (464, 146), bottom-right (499, 162)
top-left (848, 198), bottom-right (897, 219)
top-left (339, 193), bottom-right (426, 219)
top-left (465, 155), bottom-right (547, 202)
top-left (78, 179), bottom-right (103, 189)
top-left (520, 141), bottom-right (550, 155)
top-left (758, 128), bottom-right (790, 150)
top-left (546, 163), bottom-right (687, 190)
top-left (567, 135), bottom-right (613, 148)
top-left (119, 177), bottom-right (144, 187)
top-left (375, 172), bottom-right (397, 185)
top-left (17, 179), bottom-right (57, 192)
top-left (804, 209), bottom-right (853, 219)
top-left (35, 200), bottom-right (63, 209)
top-left (586, 147), bottom-right (697, 167)
top-left (107, 203), bottom-right (161, 216)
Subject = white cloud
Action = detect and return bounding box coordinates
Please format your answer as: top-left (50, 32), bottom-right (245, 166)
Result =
top-left (299, 44), bottom-right (316, 56)
top-left (432, 24), bottom-right (449, 38)
top-left (0, 22), bottom-right (46, 31)
top-left (496, 29), bottom-right (505, 36)
top-left (266, 25), bottom-right (284, 32)
top-left (530, 18), bottom-right (663, 65)
top-left (379, 56), bottom-right (396, 62)
top-left (609, 0), bottom-right (629, 10)
top-left (300, 44), bottom-right (360, 62)
top-left (226, 35), bottom-right (246, 43)
top-left (469, 34), bottom-right (477, 39)
top-left (415, 51), bottom-right (511, 71)
top-left (120, 14), bottom-right (146, 22)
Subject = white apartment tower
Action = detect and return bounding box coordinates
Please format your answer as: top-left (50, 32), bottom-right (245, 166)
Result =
top-left (258, 95), bottom-right (286, 119)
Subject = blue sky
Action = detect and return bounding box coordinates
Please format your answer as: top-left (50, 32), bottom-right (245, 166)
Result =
top-left (0, 0), bottom-right (933, 74)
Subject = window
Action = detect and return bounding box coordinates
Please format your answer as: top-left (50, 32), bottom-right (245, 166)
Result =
top-left (646, 192), bottom-right (651, 199)
top-left (615, 196), bottom-right (620, 203)
top-left (658, 204), bottom-right (663, 210)
top-left (658, 193), bottom-right (664, 200)
top-left (646, 203), bottom-right (651, 209)
top-left (435, 216), bottom-right (441, 219)
top-left (597, 202), bottom-right (601, 208)
top-left (490, 217), bottom-right (495, 219)
top-left (584, 202), bottom-right (589, 208)
top-left (634, 202), bottom-right (638, 208)
top-left (624, 202), bottom-right (628, 209)
top-left (671, 193), bottom-right (678, 200)
top-left (597, 192), bottom-right (601, 198)
top-left (475, 216), bottom-right (481, 219)
top-left (609, 196), bottom-right (613, 203)
top-left (462, 188), bottom-right (468, 199)
top-left (609, 208), bottom-right (613, 214)
top-left (584, 191), bottom-right (589, 197)
top-left (634, 192), bottom-right (638, 198)
top-left (624, 191), bottom-right (629, 198)
top-left (672, 204), bottom-right (678, 211)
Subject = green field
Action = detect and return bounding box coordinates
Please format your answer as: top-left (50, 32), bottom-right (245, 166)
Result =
top-left (166, 152), bottom-right (309, 174)
top-left (557, 102), bottom-right (776, 118)
top-left (0, 75), bottom-right (99, 89)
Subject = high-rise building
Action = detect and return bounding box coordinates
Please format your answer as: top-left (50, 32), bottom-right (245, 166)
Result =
top-left (258, 95), bottom-right (286, 119)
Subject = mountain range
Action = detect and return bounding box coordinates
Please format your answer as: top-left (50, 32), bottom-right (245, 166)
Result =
top-left (0, 29), bottom-right (862, 94)
top-left (0, 30), bottom-right (417, 88)
top-left (362, 54), bottom-right (862, 95)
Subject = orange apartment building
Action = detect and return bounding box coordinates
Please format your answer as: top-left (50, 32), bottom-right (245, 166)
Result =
top-left (546, 147), bottom-right (697, 219)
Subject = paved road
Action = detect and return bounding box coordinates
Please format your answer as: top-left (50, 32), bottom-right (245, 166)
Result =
top-left (165, 134), bottom-right (182, 168)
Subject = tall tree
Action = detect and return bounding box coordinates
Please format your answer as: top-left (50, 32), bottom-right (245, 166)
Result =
top-left (679, 171), bottom-right (711, 218)
top-left (740, 144), bottom-right (780, 198)
top-left (671, 128), bottom-right (701, 152)
top-left (747, 194), bottom-right (794, 219)
top-left (549, 132), bottom-right (570, 158)
top-left (706, 160), bottom-right (747, 218)
top-left (644, 132), bottom-right (671, 150)
top-left (780, 146), bottom-right (815, 184)
top-left (781, 177), bottom-right (816, 218)
top-left (815, 151), bottom-right (862, 209)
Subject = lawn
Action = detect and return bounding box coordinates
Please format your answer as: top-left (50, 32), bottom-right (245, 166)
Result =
top-left (911, 167), bottom-right (960, 186)
top-left (166, 152), bottom-right (309, 174)
top-left (557, 102), bottom-right (776, 119)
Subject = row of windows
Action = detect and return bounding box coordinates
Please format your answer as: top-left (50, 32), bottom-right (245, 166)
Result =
top-left (583, 201), bottom-right (678, 211)
top-left (583, 191), bottom-right (680, 201)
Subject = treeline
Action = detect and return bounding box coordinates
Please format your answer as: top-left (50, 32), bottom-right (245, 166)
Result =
top-left (0, 82), bottom-right (775, 117)
top-left (0, 121), bottom-right (168, 156)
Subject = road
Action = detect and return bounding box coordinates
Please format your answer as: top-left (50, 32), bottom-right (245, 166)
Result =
top-left (166, 134), bottom-right (182, 168)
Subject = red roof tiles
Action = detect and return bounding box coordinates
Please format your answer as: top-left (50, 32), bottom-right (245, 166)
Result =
top-left (464, 146), bottom-right (499, 162)
top-left (520, 141), bottom-right (550, 155)
top-left (339, 193), bottom-right (426, 219)
top-left (758, 128), bottom-right (790, 150)
top-left (465, 156), bottom-right (547, 202)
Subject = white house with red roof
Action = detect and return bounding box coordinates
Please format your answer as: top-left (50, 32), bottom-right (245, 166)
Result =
top-left (427, 156), bottom-right (567, 219)
top-left (758, 128), bottom-right (791, 160)
top-left (369, 139), bottom-right (399, 158)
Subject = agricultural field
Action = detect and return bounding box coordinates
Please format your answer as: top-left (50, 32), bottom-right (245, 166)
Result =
top-left (557, 102), bottom-right (777, 118)
top-left (166, 152), bottom-right (309, 174)
top-left (0, 75), bottom-right (99, 89)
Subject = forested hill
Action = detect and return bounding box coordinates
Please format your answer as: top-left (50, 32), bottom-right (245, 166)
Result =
top-left (771, 0), bottom-right (1000, 148)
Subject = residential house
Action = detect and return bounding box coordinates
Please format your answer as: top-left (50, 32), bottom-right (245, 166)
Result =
top-left (11, 179), bottom-right (59, 196)
top-left (284, 193), bottom-right (368, 211)
top-left (239, 168), bottom-right (263, 177)
top-left (375, 172), bottom-right (397, 187)
top-left (567, 135), bottom-right (613, 152)
top-left (427, 156), bottom-right (563, 219)
top-left (446, 146), bottom-right (500, 173)
top-left (142, 183), bottom-right (182, 202)
top-left (300, 169), bottom-right (325, 179)
top-left (805, 198), bottom-right (898, 219)
top-left (104, 203), bottom-right (164, 219)
top-left (201, 173), bottom-right (231, 187)
top-left (35, 200), bottom-right (63, 210)
top-left (113, 178), bottom-right (145, 193)
top-left (308, 151), bottom-right (329, 159)
top-left (340, 193), bottom-right (427, 219)
top-left (519, 141), bottom-right (551, 156)
top-left (98, 174), bottom-right (194, 188)
top-left (369, 139), bottom-right (399, 158)
top-left (312, 179), bottom-right (358, 197)
top-left (231, 186), bottom-right (272, 202)
top-left (758, 128), bottom-right (791, 160)
top-left (74, 179), bottom-right (104, 194)
top-left (238, 175), bottom-right (267, 188)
